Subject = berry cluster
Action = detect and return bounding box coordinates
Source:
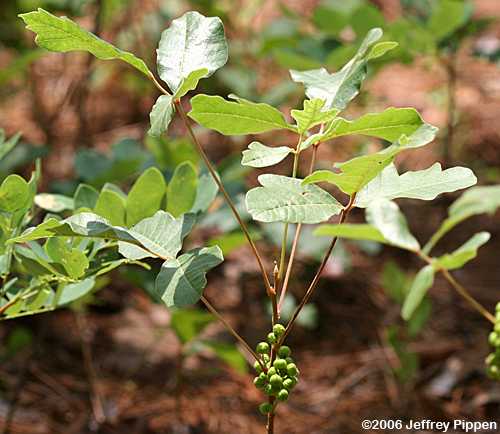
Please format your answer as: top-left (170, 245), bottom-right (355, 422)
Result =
top-left (253, 324), bottom-right (300, 415)
top-left (486, 302), bottom-right (500, 380)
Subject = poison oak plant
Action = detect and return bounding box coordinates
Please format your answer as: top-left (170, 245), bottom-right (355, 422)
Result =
top-left (0, 8), bottom-right (495, 433)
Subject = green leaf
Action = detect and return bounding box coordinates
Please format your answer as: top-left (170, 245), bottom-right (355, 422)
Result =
top-left (157, 11), bottom-right (228, 93)
top-left (322, 107), bottom-right (426, 142)
top-left (246, 174), bottom-right (343, 224)
top-left (355, 163), bottom-right (477, 208)
top-left (366, 199), bottom-right (420, 251)
top-left (423, 185), bottom-right (500, 253)
top-left (167, 161), bottom-right (198, 217)
top-left (367, 41), bottom-right (398, 60)
top-left (57, 277), bottom-right (96, 306)
top-left (428, 0), bottom-right (471, 42)
top-left (170, 308), bottom-right (214, 343)
top-left (0, 175), bottom-right (30, 212)
top-left (314, 223), bottom-right (386, 242)
top-left (173, 68), bottom-right (210, 99)
top-left (401, 265), bottom-right (434, 320)
top-left (303, 123), bottom-right (438, 194)
top-left (434, 232), bottom-right (490, 271)
top-left (290, 28), bottom-right (384, 110)
top-left (290, 99), bottom-right (339, 134)
top-left (241, 142), bottom-right (293, 168)
top-left (148, 94), bottom-right (174, 137)
top-left (126, 167), bottom-right (166, 227)
top-left (34, 193), bottom-right (74, 212)
top-left (45, 237), bottom-right (89, 279)
top-left (0, 131), bottom-right (21, 160)
top-left (118, 211), bottom-right (195, 260)
top-left (74, 184), bottom-right (99, 210)
top-left (188, 94), bottom-right (294, 135)
top-left (155, 246), bottom-right (223, 307)
top-left (191, 173), bottom-right (218, 213)
top-left (94, 189), bottom-right (126, 226)
top-left (19, 8), bottom-right (152, 77)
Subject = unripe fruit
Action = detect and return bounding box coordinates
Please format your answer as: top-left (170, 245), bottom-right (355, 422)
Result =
top-left (257, 342), bottom-right (270, 354)
top-left (273, 324), bottom-right (286, 337)
top-left (254, 361), bottom-right (263, 373)
top-left (267, 367), bottom-right (277, 377)
top-left (259, 403), bottom-right (273, 414)
top-left (278, 346), bottom-right (291, 358)
top-left (267, 332), bottom-right (277, 344)
top-left (283, 378), bottom-right (295, 390)
top-left (265, 384), bottom-right (274, 395)
top-left (270, 374), bottom-right (283, 387)
top-left (263, 354), bottom-right (270, 363)
top-left (287, 363), bottom-right (298, 377)
top-left (277, 389), bottom-right (289, 401)
top-left (495, 323), bottom-right (500, 334)
top-left (254, 377), bottom-right (265, 388)
top-left (273, 358), bottom-right (287, 371)
top-left (285, 357), bottom-right (294, 364)
top-left (489, 332), bottom-right (498, 346)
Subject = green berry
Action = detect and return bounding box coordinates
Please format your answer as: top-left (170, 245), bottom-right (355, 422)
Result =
top-left (496, 311), bottom-right (500, 322)
top-left (277, 389), bottom-right (289, 401)
top-left (265, 384), bottom-right (274, 395)
top-left (283, 378), bottom-right (295, 390)
top-left (267, 332), bottom-right (277, 344)
top-left (287, 363), bottom-right (298, 377)
top-left (278, 346), bottom-right (291, 358)
top-left (274, 358), bottom-right (287, 371)
top-left (257, 342), bottom-right (270, 354)
top-left (495, 323), bottom-right (500, 334)
top-left (270, 374), bottom-right (283, 387)
top-left (267, 367), bottom-right (277, 377)
top-left (286, 357), bottom-right (294, 364)
top-left (254, 361), bottom-right (263, 373)
top-left (254, 376), bottom-right (265, 388)
top-left (262, 354), bottom-right (270, 363)
top-left (259, 403), bottom-right (273, 415)
top-left (273, 324), bottom-right (286, 337)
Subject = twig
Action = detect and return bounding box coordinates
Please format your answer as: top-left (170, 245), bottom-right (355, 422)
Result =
top-left (279, 193), bottom-right (356, 344)
top-left (175, 101), bottom-right (273, 294)
top-left (200, 296), bottom-right (264, 369)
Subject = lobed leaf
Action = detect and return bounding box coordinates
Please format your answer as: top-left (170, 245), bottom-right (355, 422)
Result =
top-left (155, 246), bottom-right (223, 307)
top-left (241, 142), bottom-right (293, 168)
top-left (356, 163), bottom-right (477, 208)
top-left (366, 199), bottom-right (420, 251)
top-left (188, 94), bottom-right (294, 135)
top-left (434, 232), bottom-right (490, 270)
top-left (290, 98), bottom-right (339, 134)
top-left (401, 265), bottom-right (435, 320)
top-left (19, 8), bottom-right (152, 77)
top-left (157, 11), bottom-right (228, 93)
top-left (246, 174), bottom-right (343, 224)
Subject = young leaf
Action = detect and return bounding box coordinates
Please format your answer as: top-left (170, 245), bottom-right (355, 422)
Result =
top-left (367, 41), bottom-right (398, 60)
top-left (355, 163), bottom-right (477, 208)
top-left (19, 8), bottom-right (152, 77)
top-left (157, 11), bottom-right (228, 93)
top-left (126, 167), bottom-right (166, 227)
top-left (45, 237), bottom-right (89, 279)
top-left (94, 189), bottom-right (126, 226)
top-left (423, 185), bottom-right (500, 253)
top-left (303, 124), bottom-right (438, 194)
top-left (148, 94), bottom-right (174, 137)
top-left (173, 68), bottom-right (210, 99)
top-left (401, 265), bottom-right (435, 320)
top-left (314, 223), bottom-right (387, 243)
top-left (167, 161), bottom-right (198, 217)
top-left (241, 142), bottom-right (293, 168)
top-left (34, 193), bottom-right (74, 212)
top-left (434, 232), bottom-right (491, 270)
top-left (290, 99), bottom-right (339, 134)
top-left (366, 199), bottom-right (420, 251)
top-left (0, 175), bottom-right (30, 212)
top-left (118, 211), bottom-right (195, 260)
top-left (170, 308), bottom-right (214, 344)
top-left (290, 28), bottom-right (384, 110)
top-left (246, 174), bottom-right (343, 224)
top-left (74, 184), bottom-right (99, 210)
top-left (322, 107), bottom-right (426, 142)
top-left (155, 246), bottom-right (223, 308)
top-left (188, 94), bottom-right (294, 135)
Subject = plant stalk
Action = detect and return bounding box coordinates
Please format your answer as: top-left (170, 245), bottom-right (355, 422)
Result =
top-left (175, 101), bottom-right (273, 294)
